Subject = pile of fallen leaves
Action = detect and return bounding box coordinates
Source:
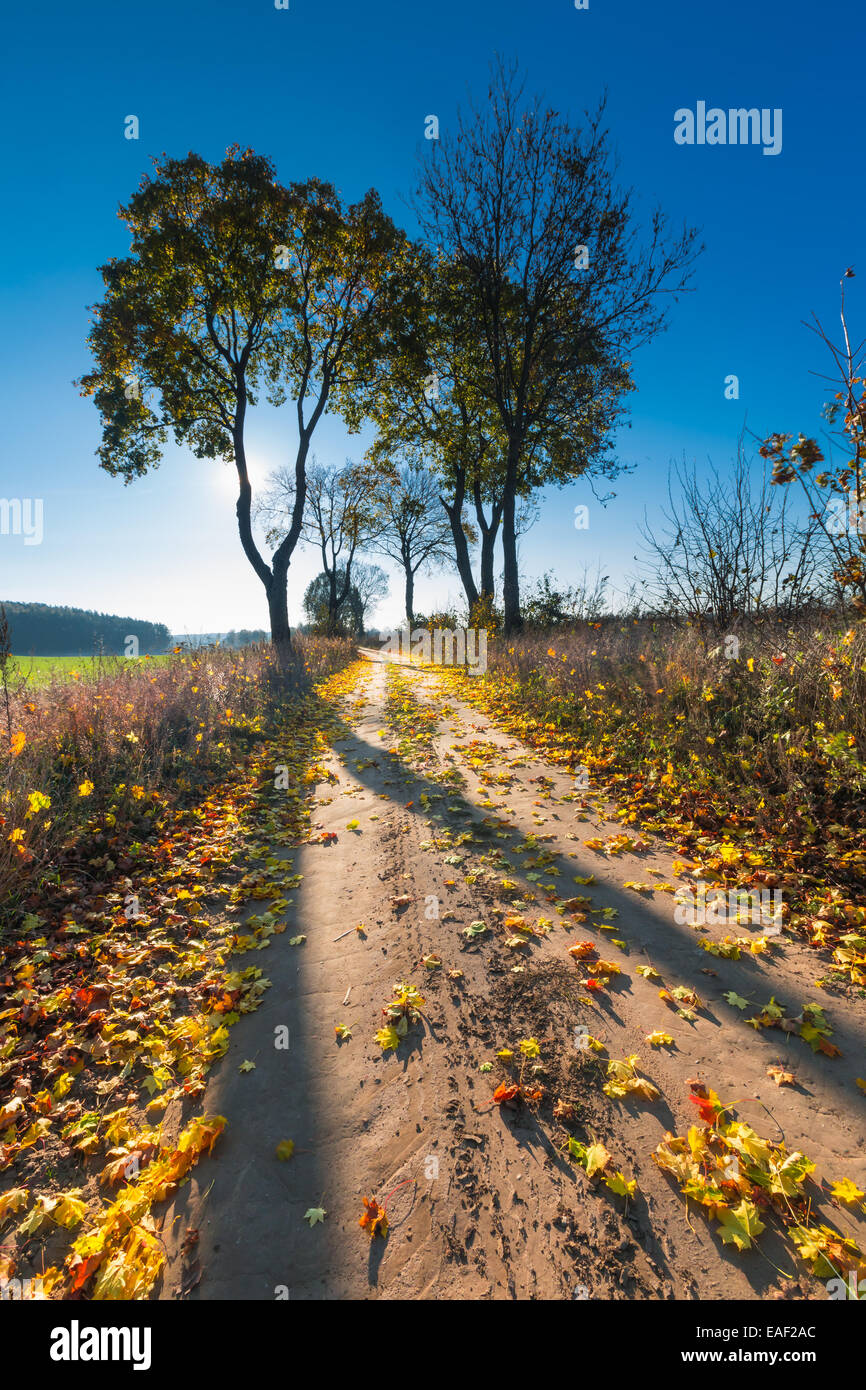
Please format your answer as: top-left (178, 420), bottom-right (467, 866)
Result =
top-left (654, 1082), bottom-right (865, 1285)
top-left (375, 980), bottom-right (426, 1051)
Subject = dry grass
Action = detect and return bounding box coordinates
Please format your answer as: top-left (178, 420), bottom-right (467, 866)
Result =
top-left (483, 615), bottom-right (866, 852)
top-left (0, 637), bottom-right (354, 926)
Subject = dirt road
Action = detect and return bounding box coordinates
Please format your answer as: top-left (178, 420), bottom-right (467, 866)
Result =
top-left (157, 652), bottom-right (866, 1301)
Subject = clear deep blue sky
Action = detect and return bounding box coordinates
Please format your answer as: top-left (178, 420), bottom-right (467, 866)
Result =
top-left (1, 0), bottom-right (862, 635)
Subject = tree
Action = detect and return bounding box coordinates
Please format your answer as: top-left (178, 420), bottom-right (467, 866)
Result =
top-left (302, 567), bottom-right (382, 636)
top-left (350, 562), bottom-right (389, 633)
top-left (761, 272), bottom-right (866, 615)
top-left (370, 460), bottom-right (455, 625)
top-left (261, 458), bottom-right (382, 635)
top-left (0, 601), bottom-right (170, 656)
top-left (638, 448), bottom-right (821, 626)
top-left (365, 251), bottom-right (503, 613)
top-left (303, 571), bottom-right (347, 633)
top-left (522, 568), bottom-right (609, 626)
top-left (415, 59), bottom-right (701, 630)
top-left (80, 148), bottom-right (411, 660)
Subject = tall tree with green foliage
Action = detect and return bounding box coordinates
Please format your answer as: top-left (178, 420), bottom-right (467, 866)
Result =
top-left (365, 250), bottom-right (503, 613)
top-left (80, 147), bottom-right (411, 659)
top-left (415, 59), bottom-right (701, 630)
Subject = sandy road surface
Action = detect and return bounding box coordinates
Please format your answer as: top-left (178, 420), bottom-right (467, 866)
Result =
top-left (157, 652), bottom-right (865, 1300)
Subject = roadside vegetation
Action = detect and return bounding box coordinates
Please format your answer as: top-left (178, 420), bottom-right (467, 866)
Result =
top-left (438, 616), bottom-right (866, 989)
top-left (0, 637), bottom-right (354, 930)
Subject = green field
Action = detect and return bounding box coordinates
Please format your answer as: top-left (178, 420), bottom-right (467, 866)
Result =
top-left (7, 654), bottom-right (176, 686)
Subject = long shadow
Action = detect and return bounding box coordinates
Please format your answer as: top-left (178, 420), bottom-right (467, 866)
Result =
top-left (153, 715), bottom-right (342, 1302)
top-left (326, 682), bottom-right (866, 1119)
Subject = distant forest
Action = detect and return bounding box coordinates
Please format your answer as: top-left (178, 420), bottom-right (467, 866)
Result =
top-left (3, 602), bottom-right (171, 655)
top-left (222, 629), bottom-right (268, 648)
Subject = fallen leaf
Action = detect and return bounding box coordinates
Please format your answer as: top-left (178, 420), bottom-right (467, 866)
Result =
top-left (766, 1065), bottom-right (795, 1087)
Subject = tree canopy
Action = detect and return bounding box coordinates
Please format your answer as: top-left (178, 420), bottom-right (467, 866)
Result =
top-left (413, 58), bottom-right (701, 628)
top-left (80, 147), bottom-right (412, 658)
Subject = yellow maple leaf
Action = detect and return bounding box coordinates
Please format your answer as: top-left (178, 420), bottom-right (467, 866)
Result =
top-left (53, 1193), bottom-right (88, 1229)
top-left (375, 1025), bottom-right (400, 1052)
top-left (585, 1142), bottom-right (611, 1177)
top-left (0, 1187), bottom-right (29, 1222)
top-left (716, 1200), bottom-right (765, 1251)
top-left (830, 1177), bottom-right (865, 1205)
top-left (604, 1170), bottom-right (637, 1198)
top-left (53, 1072), bottom-right (75, 1100)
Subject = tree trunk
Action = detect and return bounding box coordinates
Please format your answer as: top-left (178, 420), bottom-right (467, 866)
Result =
top-left (502, 444), bottom-right (522, 632)
top-left (441, 467), bottom-right (479, 613)
top-left (267, 559), bottom-right (292, 668)
top-left (233, 403), bottom-right (271, 592)
top-left (268, 427), bottom-right (312, 659)
top-left (327, 564), bottom-right (339, 635)
top-left (473, 479), bottom-right (503, 601)
top-left (480, 533), bottom-right (495, 600)
top-left (234, 414), bottom-right (291, 662)
top-left (405, 566), bottom-right (415, 628)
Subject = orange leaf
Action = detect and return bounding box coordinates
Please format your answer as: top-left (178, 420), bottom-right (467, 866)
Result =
top-left (493, 1082), bottom-right (521, 1104)
top-left (359, 1197), bottom-right (389, 1238)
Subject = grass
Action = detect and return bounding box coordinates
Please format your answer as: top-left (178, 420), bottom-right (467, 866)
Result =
top-left (9, 654), bottom-right (176, 686)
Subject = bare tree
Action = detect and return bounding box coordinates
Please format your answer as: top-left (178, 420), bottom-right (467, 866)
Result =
top-left (761, 270), bottom-right (866, 614)
top-left (371, 461), bottom-right (457, 626)
top-left (351, 562), bottom-right (389, 633)
top-left (261, 458), bottom-right (382, 635)
top-left (638, 446), bottom-right (821, 626)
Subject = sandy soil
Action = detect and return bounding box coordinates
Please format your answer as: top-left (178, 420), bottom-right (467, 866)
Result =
top-left (156, 652), bottom-right (866, 1301)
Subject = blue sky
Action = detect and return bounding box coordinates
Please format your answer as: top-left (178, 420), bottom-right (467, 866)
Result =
top-left (0, 0), bottom-right (861, 636)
